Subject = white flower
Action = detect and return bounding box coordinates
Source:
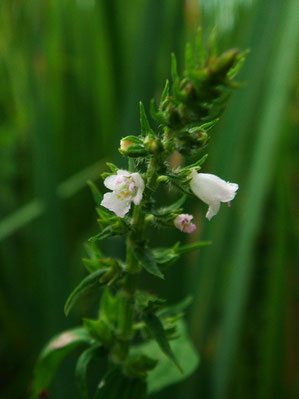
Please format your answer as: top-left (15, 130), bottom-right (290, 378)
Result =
top-left (101, 170), bottom-right (144, 218)
top-left (174, 214), bottom-right (197, 233)
top-left (189, 170), bottom-right (238, 220)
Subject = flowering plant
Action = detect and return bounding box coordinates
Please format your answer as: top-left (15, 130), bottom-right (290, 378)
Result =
top-left (30, 31), bottom-right (246, 399)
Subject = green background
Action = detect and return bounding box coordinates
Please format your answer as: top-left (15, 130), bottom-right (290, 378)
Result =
top-left (0, 0), bottom-right (298, 398)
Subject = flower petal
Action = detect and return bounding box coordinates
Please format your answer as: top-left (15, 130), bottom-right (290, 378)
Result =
top-left (101, 192), bottom-right (131, 218)
top-left (131, 173), bottom-right (144, 205)
top-left (206, 202), bottom-right (220, 220)
top-left (190, 171), bottom-right (238, 205)
top-left (103, 175), bottom-right (120, 190)
top-left (131, 173), bottom-right (144, 190)
top-left (117, 169), bottom-right (130, 176)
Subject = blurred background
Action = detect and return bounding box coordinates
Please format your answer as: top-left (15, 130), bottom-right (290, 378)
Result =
top-left (0, 0), bottom-right (298, 398)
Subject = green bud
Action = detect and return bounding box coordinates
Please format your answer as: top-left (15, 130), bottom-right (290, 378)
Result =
top-left (125, 354), bottom-right (158, 378)
top-left (210, 49), bottom-right (239, 75)
top-left (160, 97), bottom-right (182, 128)
top-left (83, 318), bottom-right (113, 347)
top-left (144, 135), bottom-right (163, 154)
top-left (119, 136), bottom-right (148, 157)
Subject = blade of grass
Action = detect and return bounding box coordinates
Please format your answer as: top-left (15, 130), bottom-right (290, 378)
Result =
top-left (0, 159), bottom-right (105, 242)
top-left (212, 1), bottom-right (299, 397)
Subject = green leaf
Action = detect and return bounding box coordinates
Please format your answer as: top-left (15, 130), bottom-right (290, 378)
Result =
top-left (195, 27), bottom-right (206, 67)
top-left (171, 53), bottom-right (179, 84)
top-left (160, 79), bottom-right (170, 102)
top-left (139, 101), bottom-right (151, 136)
top-left (125, 354), bottom-right (158, 378)
top-left (106, 162), bottom-right (118, 174)
top-left (132, 320), bottom-right (199, 395)
top-left (185, 42), bottom-right (195, 71)
top-left (135, 290), bottom-right (166, 313)
top-left (82, 257), bottom-right (118, 274)
top-left (154, 195), bottom-right (187, 216)
top-left (75, 344), bottom-right (105, 399)
top-left (152, 247), bottom-right (180, 266)
top-left (134, 246), bottom-right (164, 279)
top-left (84, 241), bottom-right (102, 260)
top-left (88, 226), bottom-right (113, 243)
top-left (184, 153), bottom-right (208, 170)
top-left (30, 328), bottom-right (92, 399)
top-left (175, 241), bottom-right (212, 255)
top-left (64, 268), bottom-right (108, 316)
top-left (143, 313), bottom-right (182, 373)
top-left (94, 368), bottom-right (147, 399)
top-left (158, 296), bottom-right (193, 319)
top-left (87, 180), bottom-right (103, 207)
top-left (99, 288), bottom-right (119, 327)
top-left (83, 318), bottom-right (113, 346)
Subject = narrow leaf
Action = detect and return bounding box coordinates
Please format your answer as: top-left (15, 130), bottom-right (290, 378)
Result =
top-left (106, 162), bottom-right (118, 174)
top-left (87, 180), bottom-right (103, 207)
top-left (139, 101), bottom-right (151, 136)
top-left (94, 368), bottom-right (147, 399)
top-left (75, 344), bottom-right (104, 399)
top-left (160, 79), bottom-right (170, 102)
top-left (155, 195), bottom-right (187, 216)
top-left (171, 53), bottom-right (179, 83)
top-left (88, 226), bottom-right (112, 242)
top-left (196, 27), bottom-right (206, 67)
top-left (30, 328), bottom-right (92, 399)
top-left (64, 269), bottom-right (108, 316)
top-left (143, 313), bottom-right (183, 373)
top-left (134, 246), bottom-right (164, 279)
top-left (132, 320), bottom-right (199, 394)
top-left (185, 42), bottom-right (195, 71)
top-left (175, 241), bottom-right (212, 255)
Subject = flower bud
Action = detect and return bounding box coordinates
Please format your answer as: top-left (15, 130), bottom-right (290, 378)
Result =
top-left (119, 136), bottom-right (147, 157)
top-left (210, 49), bottom-right (239, 75)
top-left (144, 135), bottom-right (163, 154)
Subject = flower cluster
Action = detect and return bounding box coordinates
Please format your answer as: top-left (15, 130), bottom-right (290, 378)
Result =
top-left (101, 169), bottom-right (238, 225)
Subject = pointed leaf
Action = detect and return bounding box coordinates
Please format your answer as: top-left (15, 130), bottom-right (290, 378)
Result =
top-left (131, 320), bottom-right (199, 394)
top-left (152, 247), bottom-right (179, 266)
top-left (84, 241), bottom-right (102, 260)
top-left (143, 313), bottom-right (182, 373)
top-left (185, 42), bottom-right (195, 71)
top-left (174, 241), bottom-right (211, 255)
top-left (160, 79), bottom-right (170, 102)
top-left (139, 101), bottom-right (151, 136)
top-left (154, 195), bottom-right (187, 216)
top-left (106, 162), bottom-right (118, 174)
top-left (88, 226), bottom-right (113, 242)
top-left (75, 344), bottom-right (105, 399)
top-left (94, 368), bottom-right (147, 399)
top-left (134, 246), bottom-right (164, 279)
top-left (195, 27), bottom-right (206, 67)
top-left (30, 328), bottom-right (92, 399)
top-left (64, 268), bottom-right (108, 316)
top-left (83, 319), bottom-right (113, 346)
top-left (171, 53), bottom-right (179, 83)
top-left (87, 180), bottom-right (103, 207)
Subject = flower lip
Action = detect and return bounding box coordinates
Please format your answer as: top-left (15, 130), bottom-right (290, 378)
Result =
top-left (189, 170), bottom-right (238, 220)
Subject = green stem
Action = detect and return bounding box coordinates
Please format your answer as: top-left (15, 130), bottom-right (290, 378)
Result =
top-left (119, 156), bottom-right (161, 358)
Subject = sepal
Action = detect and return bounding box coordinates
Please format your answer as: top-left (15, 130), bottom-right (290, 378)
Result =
top-left (83, 318), bottom-right (113, 347)
top-left (124, 354), bottom-right (158, 378)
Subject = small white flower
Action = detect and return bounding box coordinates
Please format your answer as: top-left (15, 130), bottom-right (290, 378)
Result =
top-left (189, 170), bottom-right (238, 220)
top-left (174, 214), bottom-right (197, 233)
top-left (101, 170), bottom-right (144, 218)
